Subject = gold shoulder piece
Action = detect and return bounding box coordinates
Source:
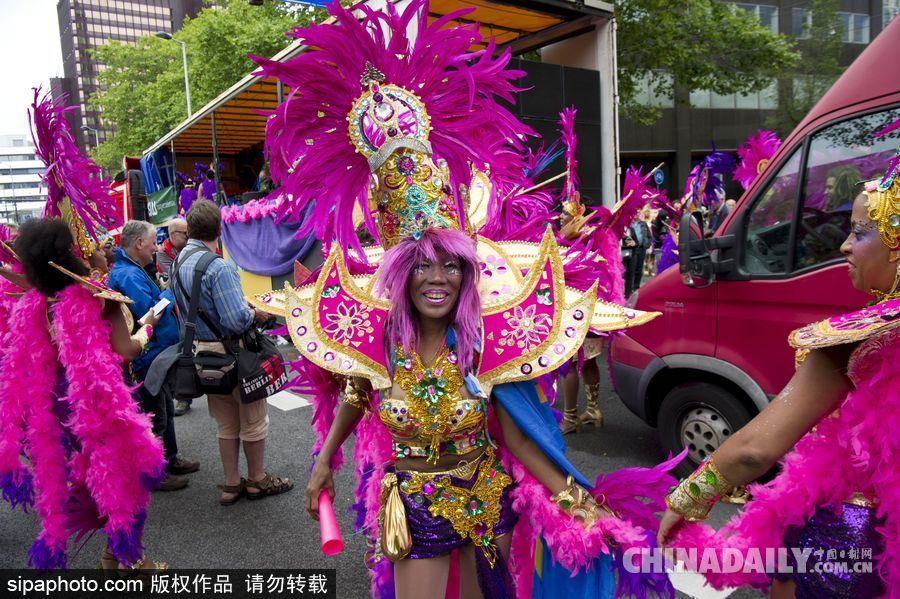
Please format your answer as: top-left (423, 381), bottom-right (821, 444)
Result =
top-left (48, 261), bottom-right (133, 304)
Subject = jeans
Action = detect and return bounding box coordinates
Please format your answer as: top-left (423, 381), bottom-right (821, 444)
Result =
top-left (135, 368), bottom-right (178, 465)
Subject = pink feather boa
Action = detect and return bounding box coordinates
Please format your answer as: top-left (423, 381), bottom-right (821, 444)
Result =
top-left (52, 285), bottom-right (165, 564)
top-left (0, 291), bottom-right (70, 567)
top-left (672, 328), bottom-right (900, 595)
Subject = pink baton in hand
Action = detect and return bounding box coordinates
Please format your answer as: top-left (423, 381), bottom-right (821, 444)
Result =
top-left (318, 490), bottom-right (343, 556)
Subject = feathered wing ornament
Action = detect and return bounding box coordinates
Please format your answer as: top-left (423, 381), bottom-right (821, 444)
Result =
top-left (29, 88), bottom-right (121, 261)
top-left (733, 130), bottom-right (781, 191)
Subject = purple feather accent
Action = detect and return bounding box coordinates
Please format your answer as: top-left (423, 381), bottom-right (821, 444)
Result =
top-left (107, 509), bottom-right (147, 566)
top-left (253, 0), bottom-right (535, 256)
top-left (559, 106), bottom-right (578, 201)
top-left (612, 530), bottom-right (676, 599)
top-left (193, 162), bottom-right (210, 179)
top-left (27, 536), bottom-right (67, 570)
top-left (683, 149), bottom-right (735, 209)
top-left (524, 141), bottom-right (563, 179)
top-left (734, 130), bottom-right (781, 191)
top-left (350, 466), bottom-right (374, 532)
top-left (656, 233), bottom-right (679, 274)
top-left (0, 469), bottom-right (34, 511)
top-left (199, 178), bottom-right (216, 201)
top-left (29, 88), bottom-right (121, 251)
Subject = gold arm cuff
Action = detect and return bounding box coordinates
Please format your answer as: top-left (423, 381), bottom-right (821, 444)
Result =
top-left (664, 458), bottom-right (736, 522)
top-left (551, 475), bottom-right (601, 528)
top-left (131, 325), bottom-right (153, 353)
top-left (343, 378), bottom-right (370, 412)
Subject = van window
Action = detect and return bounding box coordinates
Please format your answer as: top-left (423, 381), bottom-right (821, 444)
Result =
top-left (743, 149), bottom-right (800, 274)
top-left (794, 107), bottom-right (900, 270)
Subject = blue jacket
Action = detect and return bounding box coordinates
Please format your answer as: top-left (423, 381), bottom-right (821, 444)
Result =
top-left (108, 247), bottom-right (180, 374)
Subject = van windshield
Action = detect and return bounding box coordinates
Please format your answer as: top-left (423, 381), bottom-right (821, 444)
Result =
top-left (742, 106), bottom-right (900, 275)
top-left (795, 107), bottom-right (900, 270)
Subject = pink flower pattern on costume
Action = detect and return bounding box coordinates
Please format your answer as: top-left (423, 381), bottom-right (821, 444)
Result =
top-left (479, 254), bottom-right (508, 279)
top-left (499, 304), bottom-right (551, 351)
top-left (323, 301), bottom-right (374, 345)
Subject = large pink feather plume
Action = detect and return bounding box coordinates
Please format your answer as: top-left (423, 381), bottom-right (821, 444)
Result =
top-left (559, 106), bottom-right (578, 201)
top-left (252, 0), bottom-right (534, 258)
top-left (733, 130), bottom-right (781, 191)
top-left (29, 88), bottom-right (121, 253)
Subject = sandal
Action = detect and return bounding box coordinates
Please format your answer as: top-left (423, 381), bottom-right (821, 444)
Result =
top-left (100, 547), bottom-right (167, 577)
top-left (217, 481), bottom-right (245, 506)
top-left (244, 472), bottom-right (294, 500)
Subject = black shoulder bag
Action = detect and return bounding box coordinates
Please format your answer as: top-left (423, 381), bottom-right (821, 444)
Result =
top-left (172, 249), bottom-right (238, 398)
top-left (172, 248), bottom-right (287, 403)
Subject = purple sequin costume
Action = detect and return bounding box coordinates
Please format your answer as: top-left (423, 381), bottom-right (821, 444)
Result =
top-left (778, 503), bottom-right (885, 597)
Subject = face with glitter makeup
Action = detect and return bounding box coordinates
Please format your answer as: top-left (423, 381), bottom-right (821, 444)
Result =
top-left (409, 248), bottom-right (462, 323)
top-left (840, 192), bottom-right (897, 293)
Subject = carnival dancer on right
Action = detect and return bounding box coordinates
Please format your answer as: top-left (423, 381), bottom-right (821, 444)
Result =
top-left (657, 151), bottom-right (900, 597)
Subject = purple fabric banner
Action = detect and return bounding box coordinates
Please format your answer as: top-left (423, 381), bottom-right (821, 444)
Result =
top-left (221, 217), bottom-right (316, 276)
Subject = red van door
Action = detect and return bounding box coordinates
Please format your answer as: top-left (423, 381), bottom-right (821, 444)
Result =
top-left (716, 106), bottom-right (899, 394)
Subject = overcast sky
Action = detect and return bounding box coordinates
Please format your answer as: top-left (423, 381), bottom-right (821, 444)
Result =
top-left (0, 0), bottom-right (64, 137)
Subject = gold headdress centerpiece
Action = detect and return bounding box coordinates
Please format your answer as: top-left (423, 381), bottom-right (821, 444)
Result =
top-left (865, 156), bottom-right (900, 251)
top-left (348, 62), bottom-right (460, 249)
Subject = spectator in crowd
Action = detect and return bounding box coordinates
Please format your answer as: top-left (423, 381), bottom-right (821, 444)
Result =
top-left (109, 220), bottom-right (199, 492)
top-left (624, 213), bottom-right (652, 297)
top-left (709, 198), bottom-right (737, 232)
top-left (157, 218), bottom-right (188, 286)
top-left (171, 200), bottom-right (292, 505)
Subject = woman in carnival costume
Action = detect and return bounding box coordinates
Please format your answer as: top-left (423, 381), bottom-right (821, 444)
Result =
top-left (249, 2), bottom-right (684, 597)
top-left (657, 150), bottom-right (900, 597)
top-left (0, 89), bottom-right (166, 570)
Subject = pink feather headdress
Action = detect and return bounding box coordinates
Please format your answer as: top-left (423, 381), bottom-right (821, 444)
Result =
top-left (29, 88), bottom-right (121, 261)
top-left (252, 0), bottom-right (534, 258)
top-left (733, 130), bottom-right (781, 191)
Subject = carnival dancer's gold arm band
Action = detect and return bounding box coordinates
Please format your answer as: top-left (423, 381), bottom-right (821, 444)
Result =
top-left (342, 377), bottom-right (370, 411)
top-left (551, 475), bottom-right (602, 528)
top-left (665, 458), bottom-right (736, 522)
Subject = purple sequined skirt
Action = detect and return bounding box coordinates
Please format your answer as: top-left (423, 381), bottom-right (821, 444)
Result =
top-left (393, 456), bottom-right (517, 560)
top-left (779, 502), bottom-right (885, 598)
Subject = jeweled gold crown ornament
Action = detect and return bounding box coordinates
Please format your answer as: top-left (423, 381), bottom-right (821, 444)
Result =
top-left (349, 62), bottom-right (460, 248)
top-left (865, 154), bottom-right (900, 251)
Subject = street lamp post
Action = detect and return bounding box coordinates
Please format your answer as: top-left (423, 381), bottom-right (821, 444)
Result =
top-left (81, 125), bottom-right (100, 148)
top-left (155, 32), bottom-right (192, 118)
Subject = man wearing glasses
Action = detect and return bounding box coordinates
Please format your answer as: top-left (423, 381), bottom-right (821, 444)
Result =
top-left (158, 218), bottom-right (188, 286)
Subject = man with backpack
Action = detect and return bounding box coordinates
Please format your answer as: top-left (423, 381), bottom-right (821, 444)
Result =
top-left (170, 200), bottom-right (293, 506)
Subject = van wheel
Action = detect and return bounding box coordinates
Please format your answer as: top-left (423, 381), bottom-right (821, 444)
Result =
top-left (658, 383), bottom-right (753, 478)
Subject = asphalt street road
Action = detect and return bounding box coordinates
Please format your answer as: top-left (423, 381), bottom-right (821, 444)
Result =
top-left (0, 358), bottom-right (762, 599)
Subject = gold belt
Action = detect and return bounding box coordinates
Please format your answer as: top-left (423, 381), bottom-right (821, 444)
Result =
top-left (397, 446), bottom-right (512, 567)
top-left (845, 491), bottom-right (878, 508)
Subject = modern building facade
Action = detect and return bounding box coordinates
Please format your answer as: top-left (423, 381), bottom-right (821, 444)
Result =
top-left (52, 0), bottom-right (204, 152)
top-left (620, 0), bottom-right (900, 200)
top-left (0, 135), bottom-right (45, 225)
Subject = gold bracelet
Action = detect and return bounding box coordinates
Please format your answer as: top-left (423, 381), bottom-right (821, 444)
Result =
top-left (551, 475), bottom-right (600, 528)
top-left (131, 324), bottom-right (154, 352)
top-left (664, 458), bottom-right (736, 522)
top-left (343, 377), bottom-right (370, 411)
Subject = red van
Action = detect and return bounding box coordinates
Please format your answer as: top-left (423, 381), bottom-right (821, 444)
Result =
top-left (610, 17), bottom-right (900, 476)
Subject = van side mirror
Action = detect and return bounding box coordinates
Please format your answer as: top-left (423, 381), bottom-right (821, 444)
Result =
top-left (678, 212), bottom-right (713, 287)
top-left (678, 212), bottom-right (736, 288)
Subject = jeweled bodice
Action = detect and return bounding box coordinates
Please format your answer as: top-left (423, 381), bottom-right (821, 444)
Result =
top-left (377, 346), bottom-right (486, 462)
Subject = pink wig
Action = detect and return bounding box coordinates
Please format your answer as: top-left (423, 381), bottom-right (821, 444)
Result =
top-left (375, 228), bottom-right (481, 373)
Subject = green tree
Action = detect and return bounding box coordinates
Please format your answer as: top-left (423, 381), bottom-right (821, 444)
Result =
top-left (616, 0), bottom-right (799, 124)
top-left (89, 0), bottom-right (323, 170)
top-left (767, 0), bottom-right (844, 134)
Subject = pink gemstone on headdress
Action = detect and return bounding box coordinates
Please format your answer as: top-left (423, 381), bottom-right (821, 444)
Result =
top-left (291, 307), bottom-right (302, 317)
top-left (307, 342), bottom-right (318, 352)
top-left (387, 127), bottom-right (398, 137)
top-left (296, 326), bottom-right (307, 336)
top-left (373, 92), bottom-right (383, 102)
